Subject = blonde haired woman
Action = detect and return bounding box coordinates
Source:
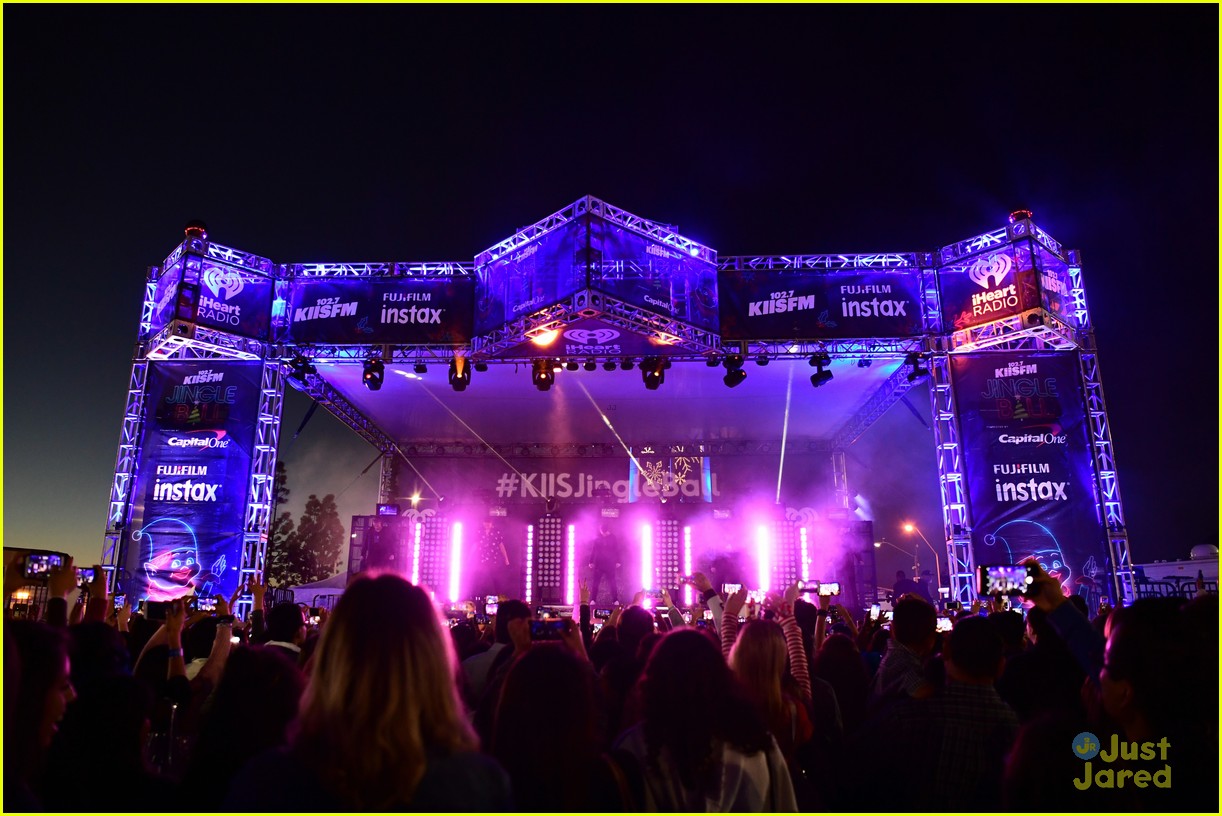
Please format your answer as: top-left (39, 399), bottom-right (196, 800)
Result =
top-left (722, 584), bottom-right (815, 803)
top-left (226, 573), bottom-right (511, 810)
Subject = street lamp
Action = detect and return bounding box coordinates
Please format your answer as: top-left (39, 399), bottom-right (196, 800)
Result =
top-left (902, 522), bottom-right (942, 596)
top-left (875, 537), bottom-right (918, 573)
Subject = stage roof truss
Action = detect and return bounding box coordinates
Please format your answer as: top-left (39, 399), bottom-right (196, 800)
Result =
top-left (146, 321), bottom-right (264, 361)
top-left (949, 309), bottom-right (1080, 353)
top-left (285, 260), bottom-right (475, 278)
top-left (718, 252), bottom-right (931, 272)
top-left (832, 363), bottom-right (921, 449)
top-left (475, 195), bottom-right (716, 266)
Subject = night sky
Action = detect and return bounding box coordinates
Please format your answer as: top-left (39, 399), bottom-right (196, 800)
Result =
top-left (4, 6), bottom-right (1217, 580)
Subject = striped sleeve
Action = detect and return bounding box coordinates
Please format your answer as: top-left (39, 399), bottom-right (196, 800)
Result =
top-left (781, 615), bottom-right (811, 703)
top-left (721, 605), bottom-right (739, 661)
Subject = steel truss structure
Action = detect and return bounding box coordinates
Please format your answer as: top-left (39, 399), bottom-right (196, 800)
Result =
top-left (106, 199), bottom-right (1133, 604)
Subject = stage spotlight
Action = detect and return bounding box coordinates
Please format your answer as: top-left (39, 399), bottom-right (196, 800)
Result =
top-left (474, 361), bottom-right (489, 372)
top-left (602, 360), bottom-right (617, 371)
top-left (706, 356), bottom-right (721, 367)
top-left (906, 352), bottom-right (929, 383)
top-left (448, 356), bottom-right (471, 392)
top-left (1008, 208), bottom-right (1034, 223)
top-left (583, 359), bottom-right (597, 371)
top-left (531, 359), bottom-right (554, 391)
top-left (565, 360), bottom-right (580, 372)
top-left (641, 357), bottom-right (665, 390)
top-left (808, 352), bottom-right (833, 387)
top-left (288, 354), bottom-right (316, 380)
top-left (413, 362), bottom-right (427, 375)
top-left (362, 357), bottom-right (385, 391)
top-left (857, 358), bottom-right (872, 368)
top-left (620, 359), bottom-right (634, 371)
top-left (551, 359), bottom-right (563, 373)
top-left (755, 355), bottom-right (769, 366)
top-left (722, 354), bottom-right (746, 388)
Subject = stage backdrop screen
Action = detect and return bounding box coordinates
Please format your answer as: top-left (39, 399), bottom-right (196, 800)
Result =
top-left (285, 277), bottom-right (474, 344)
top-left (475, 226), bottom-right (585, 335)
top-left (121, 361), bottom-right (263, 601)
top-left (950, 351), bottom-right (1110, 603)
top-left (1034, 243), bottom-right (1075, 327)
top-left (590, 221), bottom-right (719, 332)
top-left (940, 243), bottom-right (1041, 331)
top-left (718, 271), bottom-right (923, 340)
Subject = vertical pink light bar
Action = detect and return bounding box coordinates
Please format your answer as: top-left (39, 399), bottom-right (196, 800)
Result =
top-left (524, 524), bottom-right (534, 604)
top-left (799, 527), bottom-right (810, 583)
top-left (448, 522), bottom-right (463, 603)
top-left (641, 524), bottom-right (653, 592)
top-left (565, 524), bottom-right (576, 605)
top-left (683, 526), bottom-right (693, 606)
top-left (757, 524), bottom-right (771, 593)
top-left (410, 522), bottom-right (422, 585)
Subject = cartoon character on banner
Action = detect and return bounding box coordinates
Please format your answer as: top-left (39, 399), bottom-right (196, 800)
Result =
top-left (134, 517), bottom-right (227, 601)
top-left (982, 519), bottom-right (1076, 596)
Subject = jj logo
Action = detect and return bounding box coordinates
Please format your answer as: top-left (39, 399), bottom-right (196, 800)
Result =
top-left (202, 266), bottom-right (245, 300)
top-left (565, 328), bottom-right (619, 345)
top-left (967, 253), bottom-right (1013, 289)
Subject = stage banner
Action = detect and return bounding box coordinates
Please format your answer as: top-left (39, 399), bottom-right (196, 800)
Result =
top-left (395, 451), bottom-right (834, 511)
top-left (589, 221), bottom-right (720, 332)
top-left (193, 261), bottom-right (274, 340)
top-left (286, 277), bottom-right (474, 344)
top-left (718, 271), bottom-right (923, 340)
top-left (121, 361), bottom-right (263, 601)
top-left (475, 226), bottom-right (585, 335)
top-left (950, 351), bottom-right (1110, 601)
top-left (940, 242), bottom-right (1041, 332)
top-left (1033, 243), bottom-right (1075, 325)
top-left (148, 265), bottom-right (183, 336)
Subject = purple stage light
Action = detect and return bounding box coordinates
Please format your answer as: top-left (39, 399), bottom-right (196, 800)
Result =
top-left (449, 522), bottom-right (463, 602)
top-left (566, 524), bottom-right (576, 605)
top-left (683, 526), bottom-right (693, 606)
top-left (525, 524), bottom-right (534, 604)
top-left (799, 527), bottom-right (810, 583)
top-left (756, 524), bottom-right (772, 593)
top-left (641, 524), bottom-right (653, 591)
top-left (411, 522), bottom-right (422, 586)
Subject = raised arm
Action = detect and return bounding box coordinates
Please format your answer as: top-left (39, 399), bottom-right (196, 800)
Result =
top-left (720, 587), bottom-right (748, 660)
top-left (778, 583), bottom-right (811, 703)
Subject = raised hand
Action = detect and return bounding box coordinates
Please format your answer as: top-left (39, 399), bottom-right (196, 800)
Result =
top-left (685, 571), bottom-right (714, 594)
top-left (783, 581), bottom-right (800, 606)
top-left (48, 555), bottom-right (77, 600)
top-left (87, 564), bottom-right (109, 601)
top-left (724, 587), bottom-right (749, 618)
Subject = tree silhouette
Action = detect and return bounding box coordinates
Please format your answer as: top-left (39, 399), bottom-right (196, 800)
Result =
top-left (264, 460), bottom-right (345, 587)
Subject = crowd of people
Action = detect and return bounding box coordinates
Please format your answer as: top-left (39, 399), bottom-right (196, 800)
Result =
top-left (5, 554), bottom-right (1217, 812)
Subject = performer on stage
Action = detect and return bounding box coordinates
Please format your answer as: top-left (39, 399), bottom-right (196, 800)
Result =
top-left (363, 516), bottom-right (398, 572)
top-left (473, 519), bottom-right (511, 596)
top-left (587, 522), bottom-right (622, 605)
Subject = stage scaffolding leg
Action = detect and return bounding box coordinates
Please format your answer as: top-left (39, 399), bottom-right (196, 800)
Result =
top-left (236, 358), bottom-right (286, 620)
top-left (1079, 345), bottom-right (1135, 604)
top-left (929, 350), bottom-right (976, 604)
